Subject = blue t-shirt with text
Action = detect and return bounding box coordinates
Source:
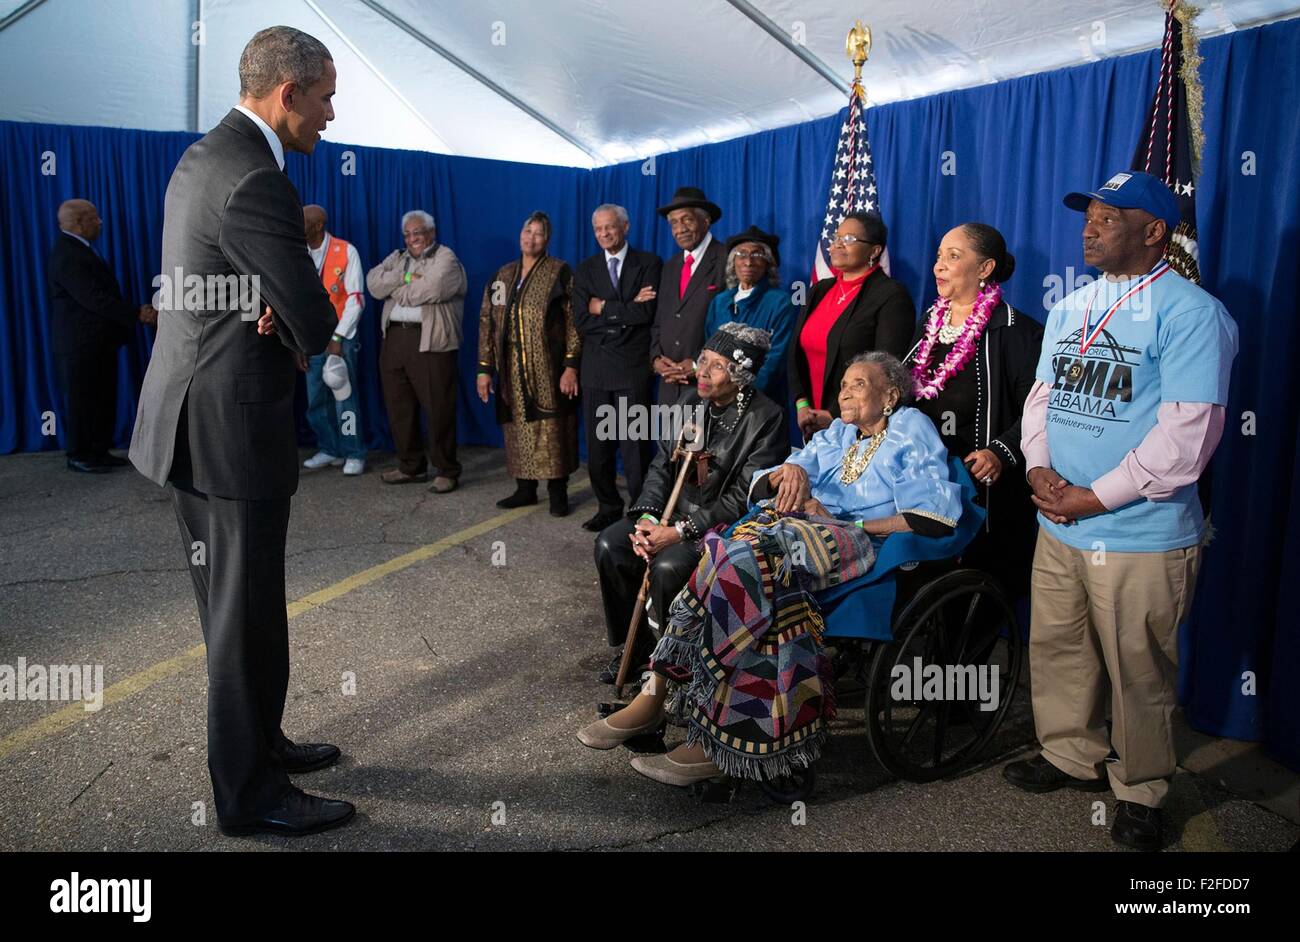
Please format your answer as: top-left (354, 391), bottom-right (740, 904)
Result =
top-left (1034, 266), bottom-right (1237, 552)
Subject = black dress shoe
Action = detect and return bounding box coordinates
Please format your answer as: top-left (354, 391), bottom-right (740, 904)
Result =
top-left (278, 741), bottom-right (341, 774)
top-left (96, 453), bottom-right (130, 467)
top-left (1112, 800), bottom-right (1164, 851)
top-left (583, 510), bottom-right (623, 532)
top-left (219, 786), bottom-right (355, 837)
top-left (66, 458), bottom-right (111, 474)
top-left (549, 490), bottom-right (570, 517)
top-left (1002, 755), bottom-right (1110, 793)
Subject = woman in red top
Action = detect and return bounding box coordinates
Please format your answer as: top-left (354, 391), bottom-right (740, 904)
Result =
top-left (790, 211), bottom-right (915, 440)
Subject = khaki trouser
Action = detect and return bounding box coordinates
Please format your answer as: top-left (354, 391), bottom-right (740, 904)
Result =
top-left (1029, 528), bottom-right (1201, 808)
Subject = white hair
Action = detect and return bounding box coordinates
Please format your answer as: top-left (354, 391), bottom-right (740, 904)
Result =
top-left (592, 204), bottom-right (629, 226)
top-left (401, 210), bottom-right (435, 234)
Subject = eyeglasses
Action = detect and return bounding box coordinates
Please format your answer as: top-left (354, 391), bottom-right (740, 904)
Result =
top-left (733, 250), bottom-right (769, 261)
top-left (829, 234), bottom-right (870, 247)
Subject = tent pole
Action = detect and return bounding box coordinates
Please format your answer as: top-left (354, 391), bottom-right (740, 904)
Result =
top-left (354, 0), bottom-right (600, 165)
top-left (0, 0), bottom-right (50, 34)
top-left (721, 0), bottom-right (851, 95)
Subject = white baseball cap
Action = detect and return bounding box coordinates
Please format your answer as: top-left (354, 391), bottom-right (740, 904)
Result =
top-left (321, 354), bottom-right (351, 401)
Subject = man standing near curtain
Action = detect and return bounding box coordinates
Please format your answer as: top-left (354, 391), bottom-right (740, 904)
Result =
top-left (301, 204), bottom-right (367, 476)
top-left (572, 204), bottom-right (662, 532)
top-left (651, 187), bottom-right (726, 407)
top-left (1006, 172), bottom-right (1238, 851)
top-left (129, 26), bottom-right (355, 837)
top-left (47, 199), bottom-right (155, 472)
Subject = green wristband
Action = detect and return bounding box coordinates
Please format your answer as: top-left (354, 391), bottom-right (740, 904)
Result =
top-left (796, 398), bottom-right (812, 410)
top-left (638, 513), bottom-right (659, 524)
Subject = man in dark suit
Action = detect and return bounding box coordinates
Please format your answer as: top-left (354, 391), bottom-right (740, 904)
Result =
top-left (572, 204), bottom-right (662, 532)
top-left (651, 187), bottom-right (727, 406)
top-left (47, 199), bottom-right (155, 472)
top-left (129, 26), bottom-right (353, 837)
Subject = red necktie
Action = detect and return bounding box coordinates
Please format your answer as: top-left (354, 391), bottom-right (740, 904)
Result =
top-left (679, 253), bottom-right (694, 300)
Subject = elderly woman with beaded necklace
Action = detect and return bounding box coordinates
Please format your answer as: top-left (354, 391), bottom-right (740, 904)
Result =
top-left (904, 222), bottom-right (1042, 597)
top-left (580, 351), bottom-right (963, 788)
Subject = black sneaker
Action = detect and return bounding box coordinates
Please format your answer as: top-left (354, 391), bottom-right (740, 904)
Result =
top-left (1002, 755), bottom-right (1110, 793)
top-left (1112, 800), bottom-right (1164, 851)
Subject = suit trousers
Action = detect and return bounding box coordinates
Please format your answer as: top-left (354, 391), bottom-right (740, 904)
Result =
top-left (1028, 528), bottom-right (1201, 808)
top-left (57, 346), bottom-right (119, 460)
top-left (379, 324), bottom-right (461, 479)
top-left (582, 382), bottom-right (653, 514)
top-left (170, 482), bottom-right (294, 825)
top-left (594, 517), bottom-right (701, 648)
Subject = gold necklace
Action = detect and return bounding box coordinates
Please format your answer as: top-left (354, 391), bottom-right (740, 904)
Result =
top-left (840, 427), bottom-right (888, 484)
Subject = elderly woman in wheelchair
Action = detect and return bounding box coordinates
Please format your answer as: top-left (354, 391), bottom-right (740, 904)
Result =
top-left (578, 351), bottom-right (964, 788)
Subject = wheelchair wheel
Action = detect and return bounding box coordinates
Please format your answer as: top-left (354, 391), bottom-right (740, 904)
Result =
top-left (758, 764), bottom-right (816, 804)
top-left (864, 569), bottom-right (1022, 782)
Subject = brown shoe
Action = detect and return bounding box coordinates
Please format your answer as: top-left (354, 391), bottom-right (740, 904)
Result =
top-left (381, 468), bottom-right (426, 485)
top-left (429, 475), bottom-right (458, 494)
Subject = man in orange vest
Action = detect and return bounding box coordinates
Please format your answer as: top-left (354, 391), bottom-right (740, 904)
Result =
top-left (302, 204), bottom-right (367, 475)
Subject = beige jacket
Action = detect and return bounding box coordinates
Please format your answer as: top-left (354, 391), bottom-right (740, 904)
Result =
top-left (366, 244), bottom-right (467, 353)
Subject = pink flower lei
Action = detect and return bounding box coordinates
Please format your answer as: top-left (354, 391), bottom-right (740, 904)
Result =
top-left (910, 282), bottom-right (1002, 400)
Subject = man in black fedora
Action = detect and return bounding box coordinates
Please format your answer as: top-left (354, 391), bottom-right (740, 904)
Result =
top-left (651, 186), bottom-right (727, 407)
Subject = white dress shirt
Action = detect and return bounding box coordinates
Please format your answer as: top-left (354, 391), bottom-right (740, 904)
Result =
top-left (603, 242), bottom-right (630, 282)
top-left (682, 230), bottom-right (713, 275)
top-left (234, 105), bottom-right (285, 170)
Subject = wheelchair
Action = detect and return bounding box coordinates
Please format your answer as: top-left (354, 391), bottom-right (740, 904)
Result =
top-left (729, 456), bottom-right (1025, 805)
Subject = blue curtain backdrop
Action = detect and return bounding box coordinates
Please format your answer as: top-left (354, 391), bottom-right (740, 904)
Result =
top-left (1, 18), bottom-right (1295, 766)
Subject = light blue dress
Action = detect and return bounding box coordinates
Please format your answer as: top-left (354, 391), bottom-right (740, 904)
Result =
top-left (751, 406), bottom-right (962, 527)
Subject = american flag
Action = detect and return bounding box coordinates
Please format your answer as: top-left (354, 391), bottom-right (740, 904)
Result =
top-left (814, 88), bottom-right (888, 282)
top-left (1132, 0), bottom-right (1203, 283)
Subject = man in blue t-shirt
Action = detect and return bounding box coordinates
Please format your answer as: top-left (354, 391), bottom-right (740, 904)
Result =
top-left (1005, 171), bottom-right (1238, 851)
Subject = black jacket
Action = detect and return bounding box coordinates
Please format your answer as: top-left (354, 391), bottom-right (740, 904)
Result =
top-left (651, 238), bottom-right (727, 404)
top-left (129, 109), bottom-right (336, 500)
top-left (630, 388), bottom-right (789, 540)
top-left (790, 268), bottom-right (915, 415)
top-left (903, 301), bottom-right (1043, 575)
top-left (572, 246), bottom-right (662, 390)
top-left (46, 233), bottom-right (137, 356)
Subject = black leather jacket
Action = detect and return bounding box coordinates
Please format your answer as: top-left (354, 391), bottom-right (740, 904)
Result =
top-left (630, 388), bottom-right (790, 540)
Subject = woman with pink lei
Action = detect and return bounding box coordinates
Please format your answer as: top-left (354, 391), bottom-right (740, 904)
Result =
top-left (904, 223), bottom-right (1042, 597)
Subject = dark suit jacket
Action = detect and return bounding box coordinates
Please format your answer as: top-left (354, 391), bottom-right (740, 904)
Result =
top-left (47, 233), bottom-right (136, 356)
top-left (651, 237), bottom-right (727, 388)
top-left (571, 246), bottom-right (662, 390)
top-left (129, 109), bottom-right (336, 500)
top-left (789, 268), bottom-right (915, 417)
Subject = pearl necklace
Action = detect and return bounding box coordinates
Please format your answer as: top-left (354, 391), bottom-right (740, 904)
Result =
top-left (840, 426), bottom-right (888, 484)
top-left (938, 307), bottom-right (969, 344)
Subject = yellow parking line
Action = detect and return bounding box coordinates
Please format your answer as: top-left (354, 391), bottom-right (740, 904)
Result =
top-left (0, 488), bottom-right (583, 763)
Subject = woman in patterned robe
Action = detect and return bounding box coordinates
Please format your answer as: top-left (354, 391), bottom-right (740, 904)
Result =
top-left (477, 212), bottom-right (581, 515)
top-left (581, 352), bottom-right (963, 785)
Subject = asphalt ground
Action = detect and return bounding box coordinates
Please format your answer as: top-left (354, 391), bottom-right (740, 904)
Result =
top-left (0, 447), bottom-right (1295, 852)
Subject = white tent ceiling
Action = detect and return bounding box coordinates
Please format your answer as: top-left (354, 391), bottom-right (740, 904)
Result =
top-left (2, 0), bottom-right (1297, 168)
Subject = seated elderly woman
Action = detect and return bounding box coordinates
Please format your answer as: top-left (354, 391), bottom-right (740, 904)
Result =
top-left (582, 351), bottom-right (963, 786)
top-left (585, 323), bottom-right (790, 688)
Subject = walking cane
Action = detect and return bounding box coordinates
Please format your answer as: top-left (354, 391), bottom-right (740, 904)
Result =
top-left (613, 424), bottom-right (706, 700)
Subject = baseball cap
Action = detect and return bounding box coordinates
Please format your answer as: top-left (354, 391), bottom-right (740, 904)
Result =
top-left (321, 354), bottom-right (351, 401)
top-left (1063, 170), bottom-right (1181, 231)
